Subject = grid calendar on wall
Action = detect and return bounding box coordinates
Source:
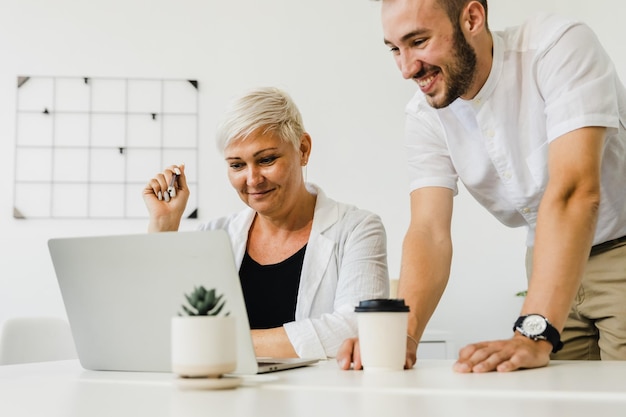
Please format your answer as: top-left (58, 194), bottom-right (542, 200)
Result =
top-left (13, 76), bottom-right (199, 219)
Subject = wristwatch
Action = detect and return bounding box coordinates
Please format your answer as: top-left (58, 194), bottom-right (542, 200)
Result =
top-left (513, 314), bottom-right (563, 353)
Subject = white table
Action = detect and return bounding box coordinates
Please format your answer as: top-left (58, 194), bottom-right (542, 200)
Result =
top-left (1, 359), bottom-right (625, 417)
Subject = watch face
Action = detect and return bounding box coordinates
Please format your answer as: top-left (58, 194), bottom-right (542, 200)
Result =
top-left (521, 315), bottom-right (547, 336)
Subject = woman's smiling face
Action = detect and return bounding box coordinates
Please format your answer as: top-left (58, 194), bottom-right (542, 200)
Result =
top-left (224, 128), bottom-right (308, 217)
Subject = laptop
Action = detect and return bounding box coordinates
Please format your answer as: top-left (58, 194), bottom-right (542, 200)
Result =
top-left (48, 230), bottom-right (318, 374)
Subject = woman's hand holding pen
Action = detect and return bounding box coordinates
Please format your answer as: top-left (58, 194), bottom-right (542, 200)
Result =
top-left (143, 164), bottom-right (190, 232)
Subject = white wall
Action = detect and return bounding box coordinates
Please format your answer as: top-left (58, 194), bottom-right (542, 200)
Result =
top-left (1, 0), bottom-right (624, 355)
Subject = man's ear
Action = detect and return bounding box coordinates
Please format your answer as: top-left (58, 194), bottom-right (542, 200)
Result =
top-left (462, 1), bottom-right (487, 34)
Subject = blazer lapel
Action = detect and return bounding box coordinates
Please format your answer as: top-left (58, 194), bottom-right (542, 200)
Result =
top-left (295, 184), bottom-right (338, 318)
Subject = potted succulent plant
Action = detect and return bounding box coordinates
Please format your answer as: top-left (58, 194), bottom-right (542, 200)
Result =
top-left (171, 285), bottom-right (237, 380)
top-left (179, 285), bottom-right (229, 317)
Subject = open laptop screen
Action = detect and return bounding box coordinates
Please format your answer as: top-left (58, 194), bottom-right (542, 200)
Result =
top-left (48, 230), bottom-right (317, 374)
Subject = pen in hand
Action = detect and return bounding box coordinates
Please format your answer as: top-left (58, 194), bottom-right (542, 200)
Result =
top-left (166, 167), bottom-right (181, 199)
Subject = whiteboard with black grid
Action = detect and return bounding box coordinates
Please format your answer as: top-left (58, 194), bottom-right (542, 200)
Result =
top-left (13, 76), bottom-right (199, 219)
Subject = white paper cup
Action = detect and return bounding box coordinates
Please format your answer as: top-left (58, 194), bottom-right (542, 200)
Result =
top-left (356, 299), bottom-right (409, 371)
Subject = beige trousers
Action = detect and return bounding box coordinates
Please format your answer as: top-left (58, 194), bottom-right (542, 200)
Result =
top-left (525, 243), bottom-right (626, 360)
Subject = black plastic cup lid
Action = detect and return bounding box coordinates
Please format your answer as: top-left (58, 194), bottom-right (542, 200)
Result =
top-left (354, 298), bottom-right (409, 313)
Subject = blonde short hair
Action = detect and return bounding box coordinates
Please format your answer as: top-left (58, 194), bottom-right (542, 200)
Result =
top-left (216, 87), bottom-right (305, 152)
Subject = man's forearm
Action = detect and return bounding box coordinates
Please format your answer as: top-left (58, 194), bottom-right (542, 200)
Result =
top-left (523, 126), bottom-right (604, 331)
top-left (523, 189), bottom-right (599, 331)
top-left (398, 230), bottom-right (452, 342)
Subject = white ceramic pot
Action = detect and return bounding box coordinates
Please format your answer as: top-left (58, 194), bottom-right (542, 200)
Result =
top-left (171, 315), bottom-right (237, 378)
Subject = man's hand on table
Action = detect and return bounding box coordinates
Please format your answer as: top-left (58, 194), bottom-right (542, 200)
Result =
top-left (453, 334), bottom-right (552, 373)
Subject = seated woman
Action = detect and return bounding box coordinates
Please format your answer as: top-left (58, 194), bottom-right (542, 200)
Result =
top-left (143, 87), bottom-right (389, 359)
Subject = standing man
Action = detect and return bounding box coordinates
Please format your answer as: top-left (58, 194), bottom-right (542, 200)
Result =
top-left (338, 0), bottom-right (626, 372)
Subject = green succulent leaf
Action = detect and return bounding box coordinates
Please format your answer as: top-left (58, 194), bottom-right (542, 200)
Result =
top-left (181, 304), bottom-right (196, 316)
top-left (210, 299), bottom-right (227, 316)
top-left (179, 285), bottom-right (228, 316)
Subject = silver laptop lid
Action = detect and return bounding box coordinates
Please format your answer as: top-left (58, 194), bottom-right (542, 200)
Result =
top-left (48, 230), bottom-right (261, 374)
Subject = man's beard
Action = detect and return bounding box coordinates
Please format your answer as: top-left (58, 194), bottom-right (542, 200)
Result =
top-left (427, 26), bottom-right (478, 109)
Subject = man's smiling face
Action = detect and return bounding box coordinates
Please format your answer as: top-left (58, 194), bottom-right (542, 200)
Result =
top-left (382, 0), bottom-right (478, 109)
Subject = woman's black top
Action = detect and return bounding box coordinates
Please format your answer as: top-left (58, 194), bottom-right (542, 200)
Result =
top-left (239, 244), bottom-right (306, 329)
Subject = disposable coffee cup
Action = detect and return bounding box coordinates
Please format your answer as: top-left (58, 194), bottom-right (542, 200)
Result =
top-left (355, 298), bottom-right (409, 371)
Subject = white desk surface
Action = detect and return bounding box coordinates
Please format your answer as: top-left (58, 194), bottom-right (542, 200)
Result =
top-left (1, 359), bottom-right (625, 417)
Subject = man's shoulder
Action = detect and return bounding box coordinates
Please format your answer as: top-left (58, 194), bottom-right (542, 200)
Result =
top-left (404, 92), bottom-right (447, 138)
top-left (405, 91), bottom-right (438, 118)
top-left (499, 13), bottom-right (582, 49)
